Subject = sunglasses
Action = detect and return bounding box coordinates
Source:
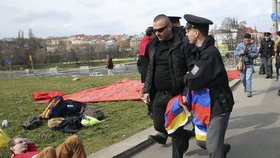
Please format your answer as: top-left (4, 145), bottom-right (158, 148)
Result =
top-left (153, 24), bottom-right (169, 33)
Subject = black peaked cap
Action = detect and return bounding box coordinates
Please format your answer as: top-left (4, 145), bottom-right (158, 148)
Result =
top-left (168, 16), bottom-right (182, 23)
top-left (264, 32), bottom-right (271, 36)
top-left (184, 14), bottom-right (213, 29)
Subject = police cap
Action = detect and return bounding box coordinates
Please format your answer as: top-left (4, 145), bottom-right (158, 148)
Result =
top-left (264, 32), bottom-right (271, 36)
top-left (168, 16), bottom-right (181, 24)
top-left (183, 14), bottom-right (213, 29)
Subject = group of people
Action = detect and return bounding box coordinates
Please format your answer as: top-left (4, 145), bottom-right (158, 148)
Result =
top-left (235, 31), bottom-right (280, 97)
top-left (138, 14), bottom-right (234, 158)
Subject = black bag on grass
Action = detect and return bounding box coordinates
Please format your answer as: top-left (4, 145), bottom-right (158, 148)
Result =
top-left (64, 100), bottom-right (86, 117)
top-left (22, 116), bottom-right (42, 130)
top-left (54, 117), bottom-right (83, 133)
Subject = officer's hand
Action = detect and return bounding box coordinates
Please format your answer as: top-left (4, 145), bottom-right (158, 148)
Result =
top-left (141, 93), bottom-right (150, 104)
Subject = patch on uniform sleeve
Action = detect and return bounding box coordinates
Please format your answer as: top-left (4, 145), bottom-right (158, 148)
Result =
top-left (191, 65), bottom-right (199, 75)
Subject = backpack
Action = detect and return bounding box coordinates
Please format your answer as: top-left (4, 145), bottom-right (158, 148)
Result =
top-left (64, 100), bottom-right (86, 117)
top-left (40, 96), bottom-right (66, 119)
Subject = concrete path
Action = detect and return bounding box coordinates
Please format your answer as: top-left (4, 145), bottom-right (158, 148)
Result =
top-left (131, 73), bottom-right (280, 158)
top-left (89, 69), bottom-right (280, 158)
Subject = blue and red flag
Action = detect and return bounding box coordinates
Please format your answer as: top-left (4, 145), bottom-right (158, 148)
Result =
top-left (186, 88), bottom-right (211, 141)
top-left (164, 94), bottom-right (191, 134)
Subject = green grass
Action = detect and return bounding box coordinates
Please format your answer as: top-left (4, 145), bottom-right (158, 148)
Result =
top-left (0, 74), bottom-right (153, 157)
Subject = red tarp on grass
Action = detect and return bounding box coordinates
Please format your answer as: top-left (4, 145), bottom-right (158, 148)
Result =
top-left (226, 70), bottom-right (240, 79)
top-left (33, 70), bottom-right (239, 104)
top-left (32, 91), bottom-right (65, 100)
top-left (33, 79), bottom-right (144, 104)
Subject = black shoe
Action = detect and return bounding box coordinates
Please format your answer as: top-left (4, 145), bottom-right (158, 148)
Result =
top-left (278, 90), bottom-right (280, 96)
top-left (148, 134), bottom-right (167, 145)
top-left (265, 76), bottom-right (270, 79)
top-left (224, 144), bottom-right (231, 158)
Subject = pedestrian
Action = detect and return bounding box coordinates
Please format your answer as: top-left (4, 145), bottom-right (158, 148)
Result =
top-left (258, 32), bottom-right (275, 79)
top-left (183, 14), bottom-right (234, 158)
top-left (142, 14), bottom-right (193, 158)
top-left (106, 54), bottom-right (114, 75)
top-left (8, 135), bottom-right (87, 158)
top-left (235, 33), bottom-right (258, 97)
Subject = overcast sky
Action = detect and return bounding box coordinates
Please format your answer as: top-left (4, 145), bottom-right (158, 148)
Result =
top-left (0, 0), bottom-right (274, 39)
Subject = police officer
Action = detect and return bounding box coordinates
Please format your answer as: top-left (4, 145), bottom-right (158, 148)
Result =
top-left (258, 32), bottom-right (275, 78)
top-left (168, 16), bottom-right (186, 36)
top-left (183, 14), bottom-right (234, 158)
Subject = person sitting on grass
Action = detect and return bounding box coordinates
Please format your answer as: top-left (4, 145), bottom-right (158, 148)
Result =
top-left (8, 135), bottom-right (87, 158)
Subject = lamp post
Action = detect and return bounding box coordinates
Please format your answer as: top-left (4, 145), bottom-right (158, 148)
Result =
top-left (272, 0), bottom-right (278, 39)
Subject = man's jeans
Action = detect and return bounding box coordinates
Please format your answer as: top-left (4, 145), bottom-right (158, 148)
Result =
top-left (240, 65), bottom-right (253, 92)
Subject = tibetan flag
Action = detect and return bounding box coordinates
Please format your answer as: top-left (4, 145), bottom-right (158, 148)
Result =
top-left (186, 88), bottom-right (211, 141)
top-left (164, 94), bottom-right (191, 134)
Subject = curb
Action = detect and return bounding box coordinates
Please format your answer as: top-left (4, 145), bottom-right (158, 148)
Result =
top-left (88, 79), bottom-right (240, 158)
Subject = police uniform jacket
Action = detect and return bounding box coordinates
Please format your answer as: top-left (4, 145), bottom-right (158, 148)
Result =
top-left (184, 35), bottom-right (234, 117)
top-left (258, 39), bottom-right (275, 58)
top-left (143, 27), bottom-right (193, 95)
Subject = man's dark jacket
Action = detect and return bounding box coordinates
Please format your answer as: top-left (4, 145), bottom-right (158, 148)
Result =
top-left (184, 35), bottom-right (234, 117)
top-left (143, 27), bottom-right (193, 95)
top-left (258, 39), bottom-right (275, 58)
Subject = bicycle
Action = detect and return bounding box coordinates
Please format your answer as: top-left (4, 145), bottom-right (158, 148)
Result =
top-left (222, 51), bottom-right (238, 68)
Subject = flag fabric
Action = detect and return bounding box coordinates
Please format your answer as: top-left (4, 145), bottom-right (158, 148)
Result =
top-left (186, 88), bottom-right (211, 141)
top-left (164, 94), bottom-right (192, 134)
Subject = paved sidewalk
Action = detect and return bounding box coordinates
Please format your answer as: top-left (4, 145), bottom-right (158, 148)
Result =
top-left (132, 72), bottom-right (280, 158)
top-left (89, 68), bottom-right (280, 158)
top-left (89, 78), bottom-right (241, 158)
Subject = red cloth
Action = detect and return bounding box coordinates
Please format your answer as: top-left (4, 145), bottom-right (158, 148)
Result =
top-left (32, 91), bottom-right (65, 100)
top-left (33, 79), bottom-right (144, 104)
top-left (226, 70), bottom-right (240, 79)
top-left (138, 36), bottom-right (151, 56)
top-left (13, 142), bottom-right (39, 158)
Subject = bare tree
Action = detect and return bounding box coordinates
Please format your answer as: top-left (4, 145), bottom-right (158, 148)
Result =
top-left (220, 18), bottom-right (240, 50)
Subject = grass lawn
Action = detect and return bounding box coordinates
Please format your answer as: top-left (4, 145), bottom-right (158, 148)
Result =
top-left (0, 74), bottom-right (153, 157)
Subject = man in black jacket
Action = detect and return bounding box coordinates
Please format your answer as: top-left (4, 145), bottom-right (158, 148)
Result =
top-left (258, 32), bottom-right (275, 78)
top-left (142, 14), bottom-right (193, 158)
top-left (183, 14), bottom-right (234, 158)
